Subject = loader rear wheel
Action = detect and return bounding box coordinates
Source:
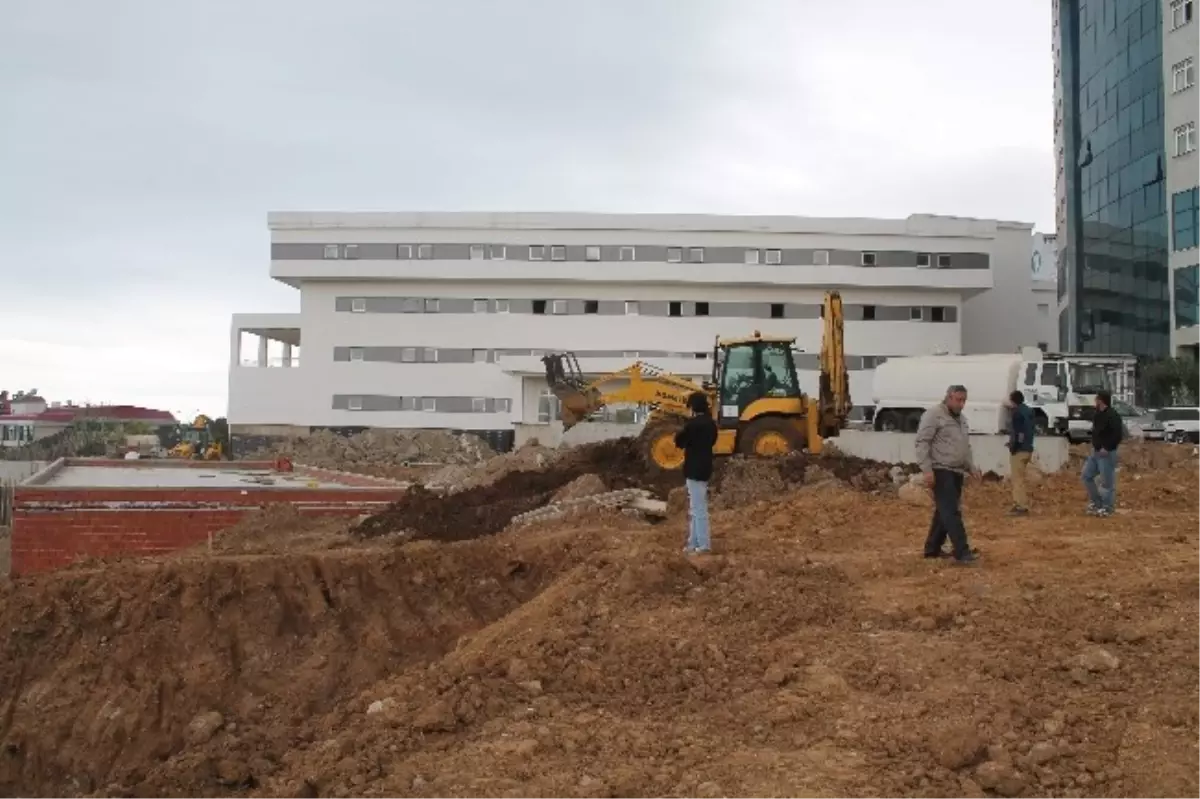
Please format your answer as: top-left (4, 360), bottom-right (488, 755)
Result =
top-left (738, 417), bottom-right (803, 458)
top-left (642, 421), bottom-right (686, 471)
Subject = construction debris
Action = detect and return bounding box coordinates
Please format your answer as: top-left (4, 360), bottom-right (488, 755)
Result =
top-left (248, 429), bottom-right (493, 478)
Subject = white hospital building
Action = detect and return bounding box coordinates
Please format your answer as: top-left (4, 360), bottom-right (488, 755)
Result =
top-left (228, 211), bottom-right (1046, 448)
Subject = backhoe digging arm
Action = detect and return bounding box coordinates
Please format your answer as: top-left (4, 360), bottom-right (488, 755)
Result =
top-left (818, 291), bottom-right (852, 435)
top-left (541, 354), bottom-right (704, 430)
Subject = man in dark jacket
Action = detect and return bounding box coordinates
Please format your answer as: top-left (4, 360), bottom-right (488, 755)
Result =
top-left (1081, 390), bottom-right (1123, 517)
top-left (1006, 390), bottom-right (1036, 515)
top-left (674, 392), bottom-right (718, 554)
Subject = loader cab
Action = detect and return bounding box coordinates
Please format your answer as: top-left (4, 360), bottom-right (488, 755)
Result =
top-left (713, 335), bottom-right (802, 427)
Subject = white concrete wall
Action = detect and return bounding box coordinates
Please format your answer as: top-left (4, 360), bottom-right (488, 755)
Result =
top-left (961, 227), bottom-right (1042, 354)
top-left (833, 430), bottom-right (1070, 476)
top-left (1164, 0), bottom-right (1199, 355)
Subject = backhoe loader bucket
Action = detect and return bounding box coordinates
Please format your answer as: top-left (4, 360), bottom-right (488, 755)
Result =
top-left (541, 353), bottom-right (601, 430)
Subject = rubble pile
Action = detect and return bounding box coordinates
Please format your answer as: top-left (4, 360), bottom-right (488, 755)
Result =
top-left (251, 429), bottom-right (493, 476)
top-left (424, 442), bottom-right (560, 493)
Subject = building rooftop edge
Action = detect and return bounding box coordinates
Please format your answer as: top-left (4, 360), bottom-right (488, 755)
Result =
top-left (267, 211), bottom-right (1035, 236)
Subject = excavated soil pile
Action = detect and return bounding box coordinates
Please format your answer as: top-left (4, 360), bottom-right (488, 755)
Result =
top-left (3, 457), bottom-right (1194, 797)
top-left (353, 438), bottom-right (681, 541)
top-left (246, 429), bottom-right (493, 479)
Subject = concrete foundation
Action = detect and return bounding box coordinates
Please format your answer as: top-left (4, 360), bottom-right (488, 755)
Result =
top-left (10, 459), bottom-right (405, 576)
top-left (515, 421), bottom-right (645, 449)
top-left (832, 430), bottom-right (1071, 476)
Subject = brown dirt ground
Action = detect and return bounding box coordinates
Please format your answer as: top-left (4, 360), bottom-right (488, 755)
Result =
top-left (0, 449), bottom-right (1196, 798)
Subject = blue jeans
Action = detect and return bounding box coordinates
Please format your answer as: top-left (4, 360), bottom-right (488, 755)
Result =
top-left (1081, 450), bottom-right (1118, 512)
top-left (686, 479), bottom-right (710, 552)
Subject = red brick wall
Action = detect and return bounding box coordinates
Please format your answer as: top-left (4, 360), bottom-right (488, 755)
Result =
top-left (11, 485), bottom-right (404, 577)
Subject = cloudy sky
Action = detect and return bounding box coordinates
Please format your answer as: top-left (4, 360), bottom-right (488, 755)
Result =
top-left (1, 0), bottom-right (1053, 419)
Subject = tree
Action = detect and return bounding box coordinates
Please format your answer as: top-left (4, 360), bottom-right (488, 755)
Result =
top-left (1141, 357), bottom-right (1200, 408)
top-left (210, 417), bottom-right (232, 458)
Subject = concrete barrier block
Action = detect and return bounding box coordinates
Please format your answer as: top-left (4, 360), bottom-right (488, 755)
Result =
top-left (833, 430), bottom-right (1069, 476)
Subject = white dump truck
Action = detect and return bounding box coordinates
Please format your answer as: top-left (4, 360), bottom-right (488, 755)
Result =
top-left (868, 348), bottom-right (1137, 436)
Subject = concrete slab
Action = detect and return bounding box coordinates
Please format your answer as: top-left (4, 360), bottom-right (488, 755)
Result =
top-left (833, 430), bottom-right (1070, 476)
top-left (34, 461), bottom-right (370, 490)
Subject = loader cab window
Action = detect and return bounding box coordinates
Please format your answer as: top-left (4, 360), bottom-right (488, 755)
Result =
top-left (759, 343), bottom-right (800, 397)
top-left (719, 344), bottom-right (757, 416)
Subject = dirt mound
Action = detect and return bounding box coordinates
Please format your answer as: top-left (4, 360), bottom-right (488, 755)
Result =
top-left (425, 443), bottom-right (559, 493)
top-left (202, 505), bottom-right (357, 555)
top-left (247, 429), bottom-right (493, 478)
top-left (353, 438), bottom-right (682, 541)
top-left (552, 473), bottom-right (607, 503)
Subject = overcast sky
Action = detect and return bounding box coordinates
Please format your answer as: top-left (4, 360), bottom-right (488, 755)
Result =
top-left (1, 0), bottom-right (1053, 419)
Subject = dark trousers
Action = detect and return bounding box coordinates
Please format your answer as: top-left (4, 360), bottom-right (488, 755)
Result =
top-left (923, 469), bottom-right (970, 558)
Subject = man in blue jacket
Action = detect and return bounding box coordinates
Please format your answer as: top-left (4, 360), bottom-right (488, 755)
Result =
top-left (1006, 390), bottom-right (1036, 515)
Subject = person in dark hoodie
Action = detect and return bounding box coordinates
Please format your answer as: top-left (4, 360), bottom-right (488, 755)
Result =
top-left (1006, 390), bottom-right (1036, 515)
top-left (1081, 389), bottom-right (1123, 517)
top-left (674, 392), bottom-right (718, 554)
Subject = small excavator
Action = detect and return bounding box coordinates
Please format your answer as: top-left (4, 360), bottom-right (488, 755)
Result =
top-left (542, 291), bottom-right (852, 471)
top-left (167, 414), bottom-right (224, 460)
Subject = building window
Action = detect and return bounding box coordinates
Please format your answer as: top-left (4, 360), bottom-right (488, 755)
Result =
top-left (473, 298), bottom-right (489, 313)
top-left (532, 300), bottom-right (547, 315)
top-left (863, 305), bottom-right (877, 321)
top-left (669, 301), bottom-right (682, 317)
top-left (765, 249), bottom-right (782, 265)
top-left (490, 244), bottom-right (507, 260)
top-left (473, 348), bottom-right (489, 362)
top-left (916, 253), bottom-right (931, 268)
top-left (1037, 303), bottom-right (1050, 317)
top-left (1171, 0), bottom-right (1193, 29)
top-left (551, 245), bottom-right (566, 261)
top-left (584, 300), bottom-right (599, 314)
top-left (343, 244), bottom-right (358, 259)
top-left (620, 246), bottom-right (636, 261)
top-left (910, 307), bottom-right (923, 321)
top-left (625, 300), bottom-right (639, 315)
top-left (1173, 58), bottom-right (1196, 93)
top-left (667, 247), bottom-right (682, 263)
top-left (470, 244), bottom-right (485, 260)
top-left (472, 397), bottom-right (488, 413)
top-left (401, 297), bottom-right (421, 313)
top-left (496, 299), bottom-right (510, 313)
top-left (529, 245), bottom-right (545, 261)
top-left (349, 347), bottom-right (364, 362)
top-left (696, 302), bottom-right (710, 316)
top-left (422, 397), bottom-right (436, 412)
top-left (1175, 123), bottom-right (1196, 157)
top-left (497, 398), bottom-right (512, 413)
top-left (417, 244), bottom-right (433, 260)
top-left (423, 348), bottom-right (438, 362)
top-left (770, 303), bottom-right (784, 319)
top-left (689, 247), bottom-right (704, 263)
top-left (585, 245), bottom-right (601, 261)
top-left (813, 250), bottom-right (829, 265)
top-left (424, 298), bottom-right (440, 313)
top-left (551, 300), bottom-right (568, 315)
top-left (348, 396), bottom-right (363, 411)
top-left (744, 249), bottom-right (760, 264)
top-left (350, 298), bottom-right (367, 313)
top-left (401, 347), bottom-right (417, 363)
top-left (931, 307), bottom-right (946, 323)
top-left (537, 389), bottom-right (560, 423)
top-left (937, 254), bottom-right (953, 268)
top-left (861, 252), bottom-right (877, 266)
top-left (1174, 188), bottom-right (1199, 251)
top-left (1175, 264), bottom-right (1199, 328)
top-left (398, 244), bottom-right (412, 259)
top-left (323, 244), bottom-right (340, 259)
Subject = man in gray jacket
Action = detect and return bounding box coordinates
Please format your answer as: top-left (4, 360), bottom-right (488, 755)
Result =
top-left (914, 385), bottom-right (981, 564)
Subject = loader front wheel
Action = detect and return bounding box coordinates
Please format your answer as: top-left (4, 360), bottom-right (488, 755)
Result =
top-left (738, 417), bottom-right (804, 458)
top-left (642, 421), bottom-right (686, 471)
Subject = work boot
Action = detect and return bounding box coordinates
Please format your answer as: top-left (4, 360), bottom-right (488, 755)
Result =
top-left (952, 550), bottom-right (980, 565)
top-left (1008, 506), bottom-right (1029, 516)
top-left (923, 550), bottom-right (952, 559)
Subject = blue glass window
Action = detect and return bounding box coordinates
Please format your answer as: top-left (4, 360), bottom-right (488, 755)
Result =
top-left (1175, 264), bottom-right (1199, 329)
top-left (1173, 188), bottom-right (1199, 251)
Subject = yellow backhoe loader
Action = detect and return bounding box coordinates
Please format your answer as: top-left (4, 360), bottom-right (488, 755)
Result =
top-left (542, 291), bottom-right (852, 471)
top-left (168, 414), bottom-right (224, 460)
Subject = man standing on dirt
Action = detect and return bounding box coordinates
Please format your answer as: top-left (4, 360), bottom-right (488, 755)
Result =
top-left (1006, 390), bottom-right (1036, 516)
top-left (915, 385), bottom-right (980, 564)
top-left (1081, 389), bottom-right (1123, 517)
top-left (674, 392), bottom-right (718, 554)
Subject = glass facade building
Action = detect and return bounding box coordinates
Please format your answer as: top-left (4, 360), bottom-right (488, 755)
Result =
top-left (1056, 0), bottom-right (1171, 357)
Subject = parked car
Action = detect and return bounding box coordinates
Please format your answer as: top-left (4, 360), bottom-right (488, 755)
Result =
top-left (1155, 406), bottom-right (1200, 444)
top-left (1067, 399), bottom-right (1156, 442)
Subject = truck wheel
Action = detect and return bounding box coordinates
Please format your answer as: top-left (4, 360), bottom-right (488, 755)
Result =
top-left (875, 410), bottom-right (902, 432)
top-left (641, 420), bottom-right (685, 471)
top-left (902, 411), bottom-right (923, 433)
top-left (737, 417), bottom-right (803, 457)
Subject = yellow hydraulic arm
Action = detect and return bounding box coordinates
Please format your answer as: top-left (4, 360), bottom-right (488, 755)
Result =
top-left (542, 355), bottom-right (705, 430)
top-left (818, 291), bottom-right (852, 436)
